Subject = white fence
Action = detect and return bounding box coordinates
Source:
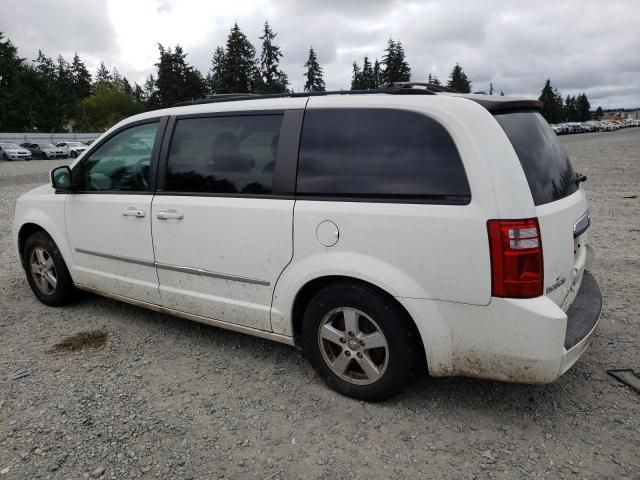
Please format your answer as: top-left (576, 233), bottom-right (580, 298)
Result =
top-left (0, 132), bottom-right (100, 145)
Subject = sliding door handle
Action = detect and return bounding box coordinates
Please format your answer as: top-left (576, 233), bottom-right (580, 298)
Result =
top-left (122, 208), bottom-right (146, 218)
top-left (157, 211), bottom-right (184, 220)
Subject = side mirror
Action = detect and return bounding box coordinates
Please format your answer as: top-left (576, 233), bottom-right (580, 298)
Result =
top-left (51, 166), bottom-right (73, 192)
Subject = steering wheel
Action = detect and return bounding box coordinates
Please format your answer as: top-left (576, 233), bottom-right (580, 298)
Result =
top-left (132, 158), bottom-right (151, 190)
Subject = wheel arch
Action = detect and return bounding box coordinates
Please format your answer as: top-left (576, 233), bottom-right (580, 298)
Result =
top-left (18, 223), bottom-right (49, 267)
top-left (289, 275), bottom-right (427, 367)
top-left (16, 213), bottom-right (74, 278)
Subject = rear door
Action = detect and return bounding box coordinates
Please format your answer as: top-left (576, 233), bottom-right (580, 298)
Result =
top-left (151, 108), bottom-right (303, 331)
top-left (495, 111), bottom-right (589, 309)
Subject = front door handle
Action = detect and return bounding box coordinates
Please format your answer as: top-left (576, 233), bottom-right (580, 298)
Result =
top-left (156, 211), bottom-right (184, 220)
top-left (122, 207), bottom-right (146, 218)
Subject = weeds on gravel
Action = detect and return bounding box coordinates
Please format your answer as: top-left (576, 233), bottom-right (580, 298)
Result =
top-left (51, 330), bottom-right (108, 352)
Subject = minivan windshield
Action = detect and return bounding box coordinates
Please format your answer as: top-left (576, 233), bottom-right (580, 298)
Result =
top-left (495, 111), bottom-right (578, 206)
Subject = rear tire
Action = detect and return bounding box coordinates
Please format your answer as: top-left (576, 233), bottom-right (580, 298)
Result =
top-left (302, 282), bottom-right (422, 401)
top-left (23, 231), bottom-right (75, 306)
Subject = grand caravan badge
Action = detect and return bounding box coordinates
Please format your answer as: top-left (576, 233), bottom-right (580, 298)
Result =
top-left (546, 276), bottom-right (566, 294)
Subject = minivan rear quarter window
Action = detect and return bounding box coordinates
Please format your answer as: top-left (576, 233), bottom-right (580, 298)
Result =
top-left (297, 108), bottom-right (471, 203)
top-left (495, 111), bottom-right (578, 206)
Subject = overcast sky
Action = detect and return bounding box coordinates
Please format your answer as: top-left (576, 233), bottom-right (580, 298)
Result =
top-left (2, 0), bottom-right (639, 108)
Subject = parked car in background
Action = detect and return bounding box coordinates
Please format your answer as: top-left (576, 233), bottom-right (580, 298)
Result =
top-left (0, 142), bottom-right (32, 161)
top-left (84, 139), bottom-right (98, 146)
top-left (550, 124), bottom-right (563, 135)
top-left (23, 143), bottom-right (67, 159)
top-left (56, 141), bottom-right (88, 158)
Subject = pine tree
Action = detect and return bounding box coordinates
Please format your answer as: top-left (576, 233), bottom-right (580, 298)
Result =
top-left (70, 53), bottom-right (92, 98)
top-left (446, 63), bottom-right (471, 93)
top-left (428, 72), bottom-right (441, 86)
top-left (209, 46), bottom-right (226, 93)
top-left (565, 94), bottom-right (578, 122)
top-left (0, 32), bottom-right (34, 131)
top-left (220, 23), bottom-right (258, 93)
top-left (257, 21), bottom-right (288, 93)
top-left (577, 93), bottom-right (591, 121)
top-left (55, 55), bottom-right (76, 124)
top-left (352, 57), bottom-right (378, 89)
top-left (595, 106), bottom-right (603, 118)
top-left (303, 47), bottom-right (325, 92)
top-left (121, 77), bottom-right (133, 96)
top-left (143, 74), bottom-right (158, 107)
top-left (154, 44), bottom-right (205, 107)
top-left (489, 82), bottom-right (494, 95)
top-left (381, 38), bottom-right (410, 83)
top-left (133, 83), bottom-right (144, 103)
top-left (372, 59), bottom-right (382, 88)
top-left (361, 57), bottom-right (375, 88)
top-left (500, 90), bottom-right (504, 96)
top-left (350, 62), bottom-right (363, 90)
top-left (31, 51), bottom-right (61, 130)
top-left (95, 61), bottom-right (112, 85)
top-left (538, 79), bottom-right (564, 123)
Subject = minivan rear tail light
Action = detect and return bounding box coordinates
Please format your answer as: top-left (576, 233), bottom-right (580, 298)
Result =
top-left (487, 218), bottom-right (543, 298)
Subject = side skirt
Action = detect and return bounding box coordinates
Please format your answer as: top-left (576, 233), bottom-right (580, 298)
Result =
top-left (74, 283), bottom-right (296, 347)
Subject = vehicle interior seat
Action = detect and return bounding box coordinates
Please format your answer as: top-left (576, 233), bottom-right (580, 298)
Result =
top-left (209, 132), bottom-right (254, 173)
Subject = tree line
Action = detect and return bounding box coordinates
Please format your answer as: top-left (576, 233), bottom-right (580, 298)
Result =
top-left (538, 79), bottom-right (594, 123)
top-left (1, 23), bottom-right (599, 133)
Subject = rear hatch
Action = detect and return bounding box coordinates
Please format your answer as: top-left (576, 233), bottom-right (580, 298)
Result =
top-left (495, 111), bottom-right (589, 310)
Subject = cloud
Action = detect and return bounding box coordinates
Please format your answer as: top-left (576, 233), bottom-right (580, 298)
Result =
top-left (0, 0), bottom-right (638, 107)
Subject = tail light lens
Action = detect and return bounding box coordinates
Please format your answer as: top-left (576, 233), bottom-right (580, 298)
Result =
top-left (487, 218), bottom-right (543, 298)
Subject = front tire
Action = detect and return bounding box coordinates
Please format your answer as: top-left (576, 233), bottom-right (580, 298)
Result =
top-left (23, 231), bottom-right (75, 306)
top-left (42, 153), bottom-right (48, 160)
top-left (71, 151), bottom-right (77, 158)
top-left (302, 282), bottom-right (422, 401)
top-left (2, 153), bottom-right (9, 161)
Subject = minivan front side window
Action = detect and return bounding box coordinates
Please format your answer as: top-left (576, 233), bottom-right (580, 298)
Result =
top-left (165, 114), bottom-right (283, 195)
top-left (73, 122), bottom-right (159, 192)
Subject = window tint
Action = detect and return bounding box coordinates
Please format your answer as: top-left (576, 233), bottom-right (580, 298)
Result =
top-left (165, 115), bottom-right (283, 194)
top-left (297, 108), bottom-right (470, 202)
top-left (495, 111), bottom-right (578, 206)
top-left (73, 122), bottom-right (158, 192)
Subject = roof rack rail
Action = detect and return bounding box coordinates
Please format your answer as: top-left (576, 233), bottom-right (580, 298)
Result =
top-left (387, 82), bottom-right (459, 93)
top-left (173, 82), bottom-right (454, 107)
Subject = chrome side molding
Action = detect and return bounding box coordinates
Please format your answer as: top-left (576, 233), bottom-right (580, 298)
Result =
top-left (75, 248), bottom-right (155, 267)
top-left (74, 248), bottom-right (270, 286)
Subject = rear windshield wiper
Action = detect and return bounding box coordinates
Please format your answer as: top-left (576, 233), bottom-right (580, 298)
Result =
top-left (575, 173), bottom-right (587, 185)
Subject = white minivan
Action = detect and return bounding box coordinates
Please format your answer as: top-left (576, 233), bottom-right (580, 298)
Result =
top-left (13, 84), bottom-right (602, 400)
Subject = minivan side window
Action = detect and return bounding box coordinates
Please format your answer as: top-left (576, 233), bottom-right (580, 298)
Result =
top-left (165, 114), bottom-right (283, 195)
top-left (297, 108), bottom-right (471, 203)
top-left (73, 122), bottom-right (159, 192)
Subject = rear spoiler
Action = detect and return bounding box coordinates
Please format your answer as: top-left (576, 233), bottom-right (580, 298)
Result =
top-left (448, 94), bottom-right (543, 113)
top-left (468, 98), bottom-right (542, 113)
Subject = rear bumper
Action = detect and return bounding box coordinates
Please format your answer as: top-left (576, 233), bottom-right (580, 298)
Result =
top-left (399, 272), bottom-right (602, 383)
top-left (559, 272), bottom-right (602, 374)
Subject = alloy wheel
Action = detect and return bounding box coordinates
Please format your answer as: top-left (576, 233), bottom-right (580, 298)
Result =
top-left (318, 307), bottom-right (389, 385)
top-left (30, 247), bottom-right (57, 295)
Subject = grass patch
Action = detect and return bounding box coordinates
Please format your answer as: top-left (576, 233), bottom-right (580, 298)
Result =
top-left (52, 330), bottom-right (108, 352)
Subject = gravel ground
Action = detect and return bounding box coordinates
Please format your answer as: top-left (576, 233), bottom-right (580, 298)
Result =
top-left (1, 130), bottom-right (639, 480)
